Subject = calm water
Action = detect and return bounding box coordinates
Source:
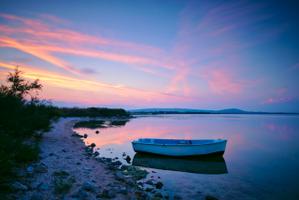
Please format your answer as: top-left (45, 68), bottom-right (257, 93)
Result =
top-left (74, 114), bottom-right (299, 200)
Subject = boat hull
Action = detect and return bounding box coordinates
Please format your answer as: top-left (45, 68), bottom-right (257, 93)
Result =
top-left (132, 140), bottom-right (227, 157)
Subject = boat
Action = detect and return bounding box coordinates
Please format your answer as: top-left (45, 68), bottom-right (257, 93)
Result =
top-left (133, 153), bottom-right (228, 174)
top-left (131, 138), bottom-right (227, 157)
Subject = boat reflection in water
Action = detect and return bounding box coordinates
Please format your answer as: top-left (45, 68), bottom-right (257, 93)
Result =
top-left (132, 153), bottom-right (228, 174)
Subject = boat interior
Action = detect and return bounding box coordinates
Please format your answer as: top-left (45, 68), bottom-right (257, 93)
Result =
top-left (135, 138), bottom-right (225, 145)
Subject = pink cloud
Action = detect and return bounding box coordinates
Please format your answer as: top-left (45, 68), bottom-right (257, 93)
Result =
top-left (262, 87), bottom-right (295, 105)
top-left (203, 69), bottom-right (243, 95)
top-left (0, 13), bottom-right (173, 75)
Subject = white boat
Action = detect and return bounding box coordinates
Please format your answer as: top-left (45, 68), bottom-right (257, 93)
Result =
top-left (132, 138), bottom-right (227, 157)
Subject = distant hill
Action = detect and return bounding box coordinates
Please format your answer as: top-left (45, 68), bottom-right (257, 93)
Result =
top-left (129, 108), bottom-right (296, 115)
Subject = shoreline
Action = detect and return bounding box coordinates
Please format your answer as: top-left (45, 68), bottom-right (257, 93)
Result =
top-left (11, 117), bottom-right (168, 200)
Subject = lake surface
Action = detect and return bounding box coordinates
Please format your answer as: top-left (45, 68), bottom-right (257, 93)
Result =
top-left (74, 114), bottom-right (299, 200)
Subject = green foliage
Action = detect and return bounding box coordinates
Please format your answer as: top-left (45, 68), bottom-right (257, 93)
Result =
top-left (73, 120), bottom-right (106, 128)
top-left (58, 107), bottom-right (130, 117)
top-left (0, 68), bottom-right (56, 196)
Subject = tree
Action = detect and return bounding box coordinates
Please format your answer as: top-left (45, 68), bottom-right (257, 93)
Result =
top-left (0, 67), bottom-right (42, 100)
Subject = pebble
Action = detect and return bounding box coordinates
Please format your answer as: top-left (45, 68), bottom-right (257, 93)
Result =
top-left (11, 181), bottom-right (28, 191)
top-left (83, 134), bottom-right (88, 138)
top-left (119, 186), bottom-right (128, 194)
top-left (38, 183), bottom-right (49, 191)
top-left (205, 195), bottom-right (218, 200)
top-left (155, 181), bottom-right (163, 189)
top-left (174, 194), bottom-right (183, 200)
top-left (112, 160), bottom-right (122, 166)
top-left (82, 181), bottom-right (97, 193)
top-left (115, 171), bottom-right (125, 181)
top-left (34, 163), bottom-right (48, 173)
top-left (99, 188), bottom-right (116, 198)
top-left (145, 179), bottom-right (154, 185)
top-left (31, 193), bottom-right (43, 200)
top-left (26, 166), bottom-right (34, 174)
top-left (125, 155), bottom-right (131, 163)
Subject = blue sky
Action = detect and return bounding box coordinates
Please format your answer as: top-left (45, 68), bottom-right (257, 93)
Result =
top-left (0, 0), bottom-right (298, 111)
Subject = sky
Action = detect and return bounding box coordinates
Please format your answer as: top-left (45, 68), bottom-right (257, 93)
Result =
top-left (0, 0), bottom-right (298, 112)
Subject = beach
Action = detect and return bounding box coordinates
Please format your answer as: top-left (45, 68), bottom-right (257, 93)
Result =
top-left (11, 118), bottom-right (164, 200)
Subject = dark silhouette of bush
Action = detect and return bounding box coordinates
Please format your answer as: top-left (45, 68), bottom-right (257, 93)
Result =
top-left (0, 68), bottom-right (58, 196)
top-left (58, 107), bottom-right (130, 117)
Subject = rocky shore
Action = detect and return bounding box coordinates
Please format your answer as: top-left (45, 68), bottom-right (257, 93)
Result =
top-left (9, 118), bottom-right (174, 200)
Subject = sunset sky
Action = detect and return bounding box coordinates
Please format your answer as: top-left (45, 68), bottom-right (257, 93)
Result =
top-left (0, 0), bottom-right (298, 112)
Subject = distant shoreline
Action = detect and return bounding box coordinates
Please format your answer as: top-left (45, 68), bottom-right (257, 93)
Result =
top-left (130, 111), bottom-right (299, 115)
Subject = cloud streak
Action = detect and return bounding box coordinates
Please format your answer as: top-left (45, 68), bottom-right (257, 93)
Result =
top-left (0, 13), bottom-right (174, 75)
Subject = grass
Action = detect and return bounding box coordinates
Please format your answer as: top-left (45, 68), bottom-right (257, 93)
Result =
top-left (73, 120), bottom-right (106, 129)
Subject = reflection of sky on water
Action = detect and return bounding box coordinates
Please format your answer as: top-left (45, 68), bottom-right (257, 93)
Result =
top-left (74, 114), bottom-right (299, 200)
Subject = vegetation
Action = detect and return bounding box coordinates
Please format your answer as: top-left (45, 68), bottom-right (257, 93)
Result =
top-left (58, 107), bottom-right (130, 117)
top-left (0, 68), bottom-right (130, 197)
top-left (0, 68), bottom-right (58, 197)
top-left (73, 120), bottom-right (106, 129)
top-left (73, 119), bottom-right (129, 129)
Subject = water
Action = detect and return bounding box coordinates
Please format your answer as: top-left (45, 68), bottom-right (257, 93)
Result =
top-left (73, 114), bottom-right (299, 200)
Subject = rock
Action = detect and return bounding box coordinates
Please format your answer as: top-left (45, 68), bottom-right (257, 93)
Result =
top-left (145, 187), bottom-right (154, 192)
top-left (173, 194), bottom-right (183, 200)
top-left (145, 180), bottom-right (154, 185)
top-left (119, 186), bottom-right (128, 194)
top-left (135, 190), bottom-right (148, 199)
top-left (155, 181), bottom-right (163, 189)
top-left (125, 155), bottom-right (131, 163)
top-left (205, 195), bottom-right (218, 200)
top-left (120, 165), bottom-right (129, 170)
top-left (126, 166), bottom-right (148, 180)
top-left (137, 181), bottom-right (144, 187)
top-left (99, 188), bottom-right (116, 198)
top-left (95, 130), bottom-right (99, 134)
top-left (154, 192), bottom-right (163, 198)
top-left (90, 143), bottom-right (96, 148)
top-left (83, 134), bottom-right (88, 138)
top-left (112, 160), bottom-right (122, 167)
top-left (26, 165), bottom-right (34, 174)
top-left (34, 163), bottom-right (48, 173)
top-left (38, 183), bottom-right (49, 191)
top-left (125, 179), bottom-right (135, 186)
top-left (31, 193), bottom-right (43, 200)
top-left (122, 152), bottom-right (126, 157)
top-left (82, 181), bottom-right (97, 193)
top-left (72, 133), bottom-right (83, 138)
top-left (115, 171), bottom-right (125, 181)
top-left (11, 181), bottom-right (28, 191)
top-left (93, 151), bottom-right (99, 157)
top-left (72, 188), bottom-right (90, 200)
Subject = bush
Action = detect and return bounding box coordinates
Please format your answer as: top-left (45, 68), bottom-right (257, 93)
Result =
top-left (0, 68), bottom-right (57, 196)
